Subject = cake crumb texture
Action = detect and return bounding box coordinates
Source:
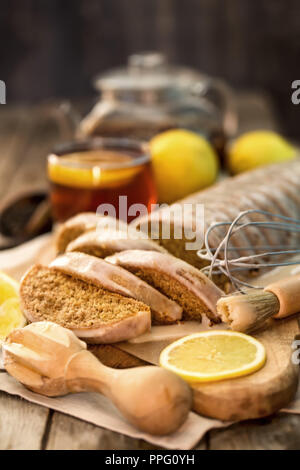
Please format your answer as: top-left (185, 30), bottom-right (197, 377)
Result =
top-left (20, 265), bottom-right (150, 329)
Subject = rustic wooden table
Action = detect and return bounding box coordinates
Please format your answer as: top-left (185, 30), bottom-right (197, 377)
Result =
top-left (0, 94), bottom-right (299, 450)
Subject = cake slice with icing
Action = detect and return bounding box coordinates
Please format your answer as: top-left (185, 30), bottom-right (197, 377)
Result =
top-left (106, 250), bottom-right (223, 323)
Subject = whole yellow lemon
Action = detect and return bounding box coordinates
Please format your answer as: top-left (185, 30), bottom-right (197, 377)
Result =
top-left (150, 129), bottom-right (219, 204)
top-left (229, 130), bottom-right (296, 175)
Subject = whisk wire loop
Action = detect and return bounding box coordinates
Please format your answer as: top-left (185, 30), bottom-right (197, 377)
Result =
top-left (197, 209), bottom-right (300, 292)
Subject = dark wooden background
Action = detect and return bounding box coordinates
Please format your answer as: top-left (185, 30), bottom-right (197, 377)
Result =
top-left (0, 0), bottom-right (300, 138)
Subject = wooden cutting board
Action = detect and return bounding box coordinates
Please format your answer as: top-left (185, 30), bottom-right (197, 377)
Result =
top-left (117, 316), bottom-right (300, 421)
top-left (193, 316), bottom-right (299, 420)
top-left (36, 238), bottom-right (300, 422)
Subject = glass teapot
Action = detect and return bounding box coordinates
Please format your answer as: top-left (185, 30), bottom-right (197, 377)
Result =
top-left (78, 52), bottom-right (238, 159)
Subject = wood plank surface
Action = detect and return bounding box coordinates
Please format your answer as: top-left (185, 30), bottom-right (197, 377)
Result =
top-left (46, 413), bottom-right (161, 450)
top-left (209, 413), bottom-right (300, 450)
top-left (0, 386), bottom-right (49, 450)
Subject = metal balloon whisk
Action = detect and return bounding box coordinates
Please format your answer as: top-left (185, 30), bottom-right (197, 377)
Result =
top-left (197, 209), bottom-right (300, 292)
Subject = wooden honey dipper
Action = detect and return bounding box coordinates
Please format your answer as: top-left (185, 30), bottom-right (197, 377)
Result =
top-left (2, 321), bottom-right (192, 435)
top-left (217, 274), bottom-right (300, 332)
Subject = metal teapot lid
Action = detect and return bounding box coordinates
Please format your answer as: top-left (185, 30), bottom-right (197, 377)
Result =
top-left (94, 52), bottom-right (205, 102)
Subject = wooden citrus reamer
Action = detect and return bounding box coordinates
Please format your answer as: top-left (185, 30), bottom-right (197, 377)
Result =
top-left (2, 321), bottom-right (192, 435)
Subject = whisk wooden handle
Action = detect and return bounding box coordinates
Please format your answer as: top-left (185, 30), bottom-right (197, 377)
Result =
top-left (265, 274), bottom-right (300, 319)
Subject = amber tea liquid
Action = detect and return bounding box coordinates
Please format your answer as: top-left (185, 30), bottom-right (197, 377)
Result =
top-left (48, 146), bottom-right (157, 223)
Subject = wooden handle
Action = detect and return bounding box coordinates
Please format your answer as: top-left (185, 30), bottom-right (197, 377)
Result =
top-left (265, 274), bottom-right (300, 319)
top-left (64, 350), bottom-right (113, 395)
top-left (64, 350), bottom-right (191, 435)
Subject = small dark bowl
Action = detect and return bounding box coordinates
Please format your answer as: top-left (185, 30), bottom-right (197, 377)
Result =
top-left (0, 191), bottom-right (52, 249)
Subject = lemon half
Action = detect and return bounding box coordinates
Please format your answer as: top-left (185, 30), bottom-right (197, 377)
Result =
top-left (159, 331), bottom-right (266, 383)
top-left (0, 271), bottom-right (26, 342)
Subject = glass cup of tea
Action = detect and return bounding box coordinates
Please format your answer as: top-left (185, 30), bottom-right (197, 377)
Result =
top-left (47, 138), bottom-right (157, 223)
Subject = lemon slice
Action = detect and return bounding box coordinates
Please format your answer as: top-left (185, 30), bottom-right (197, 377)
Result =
top-left (0, 298), bottom-right (26, 342)
top-left (0, 271), bottom-right (26, 343)
top-left (48, 152), bottom-right (142, 189)
top-left (0, 271), bottom-right (19, 304)
top-left (159, 331), bottom-right (266, 383)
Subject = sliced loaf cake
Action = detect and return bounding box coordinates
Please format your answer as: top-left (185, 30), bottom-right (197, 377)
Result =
top-left (20, 264), bottom-right (151, 344)
top-left (66, 228), bottom-right (166, 258)
top-left (55, 212), bottom-right (129, 253)
top-left (106, 250), bottom-right (223, 323)
top-left (50, 252), bottom-right (182, 324)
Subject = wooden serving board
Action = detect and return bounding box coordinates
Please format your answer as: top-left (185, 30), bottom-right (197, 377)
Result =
top-left (35, 238), bottom-right (300, 422)
top-left (116, 317), bottom-right (300, 421)
top-left (193, 317), bottom-right (299, 421)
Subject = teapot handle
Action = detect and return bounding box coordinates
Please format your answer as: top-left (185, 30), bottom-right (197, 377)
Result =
top-left (41, 101), bottom-right (82, 140)
top-left (193, 77), bottom-right (238, 137)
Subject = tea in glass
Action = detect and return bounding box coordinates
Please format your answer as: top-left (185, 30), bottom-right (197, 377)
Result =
top-left (48, 138), bottom-right (157, 223)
